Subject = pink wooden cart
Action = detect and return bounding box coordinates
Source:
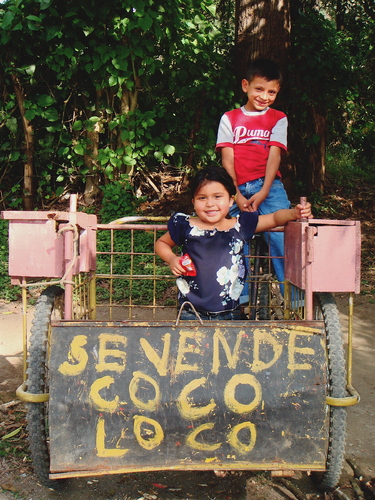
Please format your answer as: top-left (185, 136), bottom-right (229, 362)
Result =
top-left (1, 195), bottom-right (361, 492)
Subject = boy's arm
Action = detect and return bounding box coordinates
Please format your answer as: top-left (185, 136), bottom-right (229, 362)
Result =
top-left (248, 145), bottom-right (281, 210)
top-left (155, 232), bottom-right (185, 276)
top-left (256, 202), bottom-right (312, 232)
top-left (221, 147), bottom-right (251, 212)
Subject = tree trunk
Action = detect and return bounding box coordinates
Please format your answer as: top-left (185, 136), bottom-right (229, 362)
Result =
top-left (234, 0), bottom-right (293, 188)
top-left (288, 2), bottom-right (328, 195)
top-left (309, 106), bottom-right (326, 191)
top-left (118, 76), bottom-right (140, 177)
top-left (234, 0), bottom-right (291, 85)
top-left (82, 90), bottom-right (102, 205)
top-left (11, 74), bottom-right (35, 210)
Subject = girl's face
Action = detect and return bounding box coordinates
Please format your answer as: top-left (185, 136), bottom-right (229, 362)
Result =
top-left (192, 180), bottom-right (234, 227)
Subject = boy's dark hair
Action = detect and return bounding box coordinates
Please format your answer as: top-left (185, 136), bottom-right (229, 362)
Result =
top-left (190, 166), bottom-right (236, 198)
top-left (245, 59), bottom-right (282, 84)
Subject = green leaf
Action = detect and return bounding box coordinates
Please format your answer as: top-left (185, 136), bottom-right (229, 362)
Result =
top-left (45, 26), bottom-right (60, 41)
top-left (11, 151), bottom-right (20, 161)
top-left (46, 123), bottom-right (61, 132)
top-left (74, 144), bottom-right (85, 155)
top-left (25, 65), bottom-right (36, 76)
top-left (112, 58), bottom-right (128, 71)
top-left (139, 14), bottom-right (153, 32)
top-left (42, 108), bottom-right (59, 121)
top-left (37, 95), bottom-right (55, 107)
top-left (164, 144), bottom-right (175, 156)
top-left (25, 109), bottom-right (36, 120)
top-left (142, 118), bottom-right (156, 128)
top-left (6, 117), bottom-right (17, 134)
top-left (123, 156), bottom-right (136, 166)
top-left (58, 147), bottom-right (69, 155)
top-left (1, 427), bottom-right (22, 440)
top-left (39, 0), bottom-right (53, 10)
top-left (72, 120), bottom-right (83, 131)
top-left (26, 15), bottom-right (42, 22)
top-left (63, 47), bottom-right (74, 59)
top-left (56, 175), bottom-right (64, 182)
top-left (2, 11), bottom-right (15, 30)
top-left (108, 75), bottom-right (118, 87)
top-left (132, 46), bottom-right (144, 58)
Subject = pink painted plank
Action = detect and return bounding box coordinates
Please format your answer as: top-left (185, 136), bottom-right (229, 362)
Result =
top-left (285, 219), bottom-right (361, 293)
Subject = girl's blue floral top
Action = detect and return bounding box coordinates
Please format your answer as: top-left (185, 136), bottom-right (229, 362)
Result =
top-left (168, 211), bottom-right (258, 313)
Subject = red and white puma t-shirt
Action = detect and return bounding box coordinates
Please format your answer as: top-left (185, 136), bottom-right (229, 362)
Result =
top-left (216, 106), bottom-right (287, 185)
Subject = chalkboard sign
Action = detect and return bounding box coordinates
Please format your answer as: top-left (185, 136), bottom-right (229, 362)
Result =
top-left (49, 320), bottom-right (327, 478)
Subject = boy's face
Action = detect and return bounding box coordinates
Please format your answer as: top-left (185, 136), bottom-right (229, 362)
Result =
top-left (242, 76), bottom-right (280, 112)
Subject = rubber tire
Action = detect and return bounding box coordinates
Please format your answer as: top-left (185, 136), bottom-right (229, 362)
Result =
top-left (253, 236), bottom-right (272, 320)
top-left (313, 292), bottom-right (347, 491)
top-left (26, 285), bottom-right (64, 487)
top-left (258, 280), bottom-right (271, 320)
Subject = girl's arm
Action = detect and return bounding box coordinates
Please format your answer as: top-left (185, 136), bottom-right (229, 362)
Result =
top-left (155, 232), bottom-right (186, 276)
top-left (256, 202), bottom-right (312, 233)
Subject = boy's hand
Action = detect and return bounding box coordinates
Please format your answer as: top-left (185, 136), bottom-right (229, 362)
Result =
top-left (247, 189), bottom-right (268, 211)
top-left (295, 201), bottom-right (312, 219)
top-left (236, 192), bottom-right (252, 212)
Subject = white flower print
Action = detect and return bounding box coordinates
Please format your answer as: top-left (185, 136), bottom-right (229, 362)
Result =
top-left (233, 240), bottom-right (242, 255)
top-left (217, 266), bottom-right (230, 286)
top-left (215, 246), bottom-right (245, 305)
top-left (190, 225), bottom-right (205, 237)
top-left (229, 279), bottom-right (243, 300)
top-left (177, 277), bottom-right (190, 296)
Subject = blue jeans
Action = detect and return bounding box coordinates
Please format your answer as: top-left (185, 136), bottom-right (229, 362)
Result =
top-left (230, 178), bottom-right (291, 299)
top-left (180, 307), bottom-right (241, 321)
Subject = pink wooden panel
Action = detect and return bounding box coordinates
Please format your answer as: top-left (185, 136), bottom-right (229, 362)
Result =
top-left (285, 219), bottom-right (361, 293)
top-left (8, 220), bottom-right (64, 278)
top-left (72, 227), bottom-right (97, 274)
top-left (311, 224), bottom-right (361, 292)
top-left (284, 221), bottom-right (305, 288)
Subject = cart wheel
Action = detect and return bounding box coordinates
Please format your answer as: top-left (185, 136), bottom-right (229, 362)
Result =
top-left (26, 285), bottom-right (64, 487)
top-left (258, 279), bottom-right (271, 320)
top-left (313, 292), bottom-right (347, 491)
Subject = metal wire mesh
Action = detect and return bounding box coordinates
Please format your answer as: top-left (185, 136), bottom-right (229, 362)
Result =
top-left (94, 222), bottom-right (177, 320)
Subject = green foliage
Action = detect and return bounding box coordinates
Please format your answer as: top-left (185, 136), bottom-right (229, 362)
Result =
top-left (288, 3), bottom-right (375, 189)
top-left (290, 10), bottom-right (350, 111)
top-left (0, 0), bottom-right (234, 206)
top-left (0, 219), bottom-right (20, 301)
top-left (98, 179), bottom-right (136, 223)
top-left (326, 144), bottom-right (375, 186)
top-left (1, 0), bottom-right (372, 203)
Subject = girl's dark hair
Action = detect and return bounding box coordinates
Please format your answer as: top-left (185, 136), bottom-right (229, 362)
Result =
top-left (189, 166), bottom-right (236, 198)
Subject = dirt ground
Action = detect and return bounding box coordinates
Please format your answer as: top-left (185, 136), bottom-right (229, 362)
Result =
top-left (0, 293), bottom-right (374, 500)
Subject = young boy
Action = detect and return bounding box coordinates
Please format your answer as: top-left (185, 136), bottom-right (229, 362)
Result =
top-left (216, 58), bottom-right (291, 296)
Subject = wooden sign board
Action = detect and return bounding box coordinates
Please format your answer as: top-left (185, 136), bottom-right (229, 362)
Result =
top-left (49, 321), bottom-right (328, 478)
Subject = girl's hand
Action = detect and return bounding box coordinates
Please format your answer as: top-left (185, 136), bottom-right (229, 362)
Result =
top-left (295, 201), bottom-right (312, 219)
top-left (169, 255), bottom-right (186, 276)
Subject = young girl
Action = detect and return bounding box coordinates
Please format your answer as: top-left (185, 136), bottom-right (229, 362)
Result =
top-left (155, 166), bottom-right (311, 320)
